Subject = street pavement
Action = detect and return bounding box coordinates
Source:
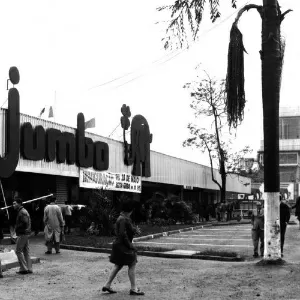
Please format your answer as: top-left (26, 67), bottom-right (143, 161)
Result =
top-left (1, 216), bottom-right (300, 299)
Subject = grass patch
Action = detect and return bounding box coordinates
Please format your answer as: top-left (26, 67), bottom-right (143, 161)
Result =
top-left (62, 234), bottom-right (114, 248)
top-left (135, 245), bottom-right (173, 252)
top-left (195, 249), bottom-right (240, 258)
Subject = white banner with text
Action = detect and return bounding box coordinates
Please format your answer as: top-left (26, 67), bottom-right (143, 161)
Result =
top-left (79, 169), bottom-right (141, 193)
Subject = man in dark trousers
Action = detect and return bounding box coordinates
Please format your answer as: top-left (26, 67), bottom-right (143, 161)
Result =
top-left (0, 207), bottom-right (4, 242)
top-left (292, 196), bottom-right (300, 230)
top-left (13, 198), bottom-right (33, 274)
top-left (280, 195), bottom-right (290, 258)
top-left (251, 207), bottom-right (264, 257)
top-left (0, 208), bottom-right (4, 279)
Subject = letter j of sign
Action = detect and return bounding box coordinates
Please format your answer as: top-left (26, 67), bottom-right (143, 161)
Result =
top-left (0, 67), bottom-right (20, 178)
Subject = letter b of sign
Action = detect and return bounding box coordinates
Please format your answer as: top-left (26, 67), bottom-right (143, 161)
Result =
top-left (77, 113), bottom-right (109, 170)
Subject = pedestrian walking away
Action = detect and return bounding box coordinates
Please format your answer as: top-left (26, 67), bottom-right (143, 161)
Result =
top-left (102, 198), bottom-right (145, 296)
top-left (13, 198), bottom-right (33, 275)
top-left (43, 197), bottom-right (65, 254)
top-left (280, 195), bottom-right (291, 257)
top-left (251, 207), bottom-right (264, 258)
top-left (63, 202), bottom-right (73, 234)
top-left (292, 196), bottom-right (300, 230)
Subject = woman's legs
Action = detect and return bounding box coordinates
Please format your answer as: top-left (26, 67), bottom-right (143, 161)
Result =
top-left (104, 265), bottom-right (123, 288)
top-left (128, 262), bottom-right (137, 291)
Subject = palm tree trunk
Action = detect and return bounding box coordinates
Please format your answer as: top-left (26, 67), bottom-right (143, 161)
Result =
top-left (261, 0), bottom-right (282, 260)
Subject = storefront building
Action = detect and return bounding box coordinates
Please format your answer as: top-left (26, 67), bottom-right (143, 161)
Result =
top-left (0, 106), bottom-right (251, 211)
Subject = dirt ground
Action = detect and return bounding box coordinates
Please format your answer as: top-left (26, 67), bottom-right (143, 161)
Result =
top-left (1, 217), bottom-right (300, 300)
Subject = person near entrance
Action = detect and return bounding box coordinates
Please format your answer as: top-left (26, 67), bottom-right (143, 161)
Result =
top-left (63, 202), bottom-right (73, 235)
top-left (13, 198), bottom-right (33, 274)
top-left (0, 207), bottom-right (4, 278)
top-left (280, 195), bottom-right (290, 257)
top-left (43, 197), bottom-right (65, 254)
top-left (292, 196), bottom-right (300, 230)
top-left (251, 207), bottom-right (264, 258)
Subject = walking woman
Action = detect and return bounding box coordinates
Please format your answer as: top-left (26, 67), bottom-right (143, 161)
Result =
top-left (102, 199), bottom-right (144, 296)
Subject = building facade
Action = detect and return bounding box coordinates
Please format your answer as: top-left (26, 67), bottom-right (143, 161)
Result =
top-left (0, 108), bottom-right (251, 215)
top-left (259, 106), bottom-right (300, 201)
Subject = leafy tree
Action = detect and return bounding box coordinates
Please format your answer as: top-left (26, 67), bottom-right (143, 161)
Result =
top-left (158, 0), bottom-right (238, 50)
top-left (183, 73), bottom-right (251, 202)
top-left (160, 0), bottom-right (293, 261)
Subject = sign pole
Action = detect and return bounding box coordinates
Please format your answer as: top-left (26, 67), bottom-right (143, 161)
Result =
top-left (0, 193), bottom-right (53, 210)
top-left (0, 180), bottom-right (9, 220)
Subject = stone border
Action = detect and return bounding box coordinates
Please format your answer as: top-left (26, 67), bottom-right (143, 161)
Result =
top-left (133, 224), bottom-right (212, 242)
top-left (1, 257), bottom-right (40, 272)
top-left (212, 221), bottom-right (251, 227)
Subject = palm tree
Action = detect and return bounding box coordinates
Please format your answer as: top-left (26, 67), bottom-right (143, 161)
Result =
top-left (160, 0), bottom-right (292, 262)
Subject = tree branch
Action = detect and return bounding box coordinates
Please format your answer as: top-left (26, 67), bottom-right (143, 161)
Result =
top-left (280, 9), bottom-right (293, 23)
top-left (233, 4), bottom-right (263, 25)
top-left (204, 139), bottom-right (222, 190)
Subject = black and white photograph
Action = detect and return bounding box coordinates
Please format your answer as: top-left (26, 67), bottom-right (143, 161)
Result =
top-left (0, 0), bottom-right (300, 299)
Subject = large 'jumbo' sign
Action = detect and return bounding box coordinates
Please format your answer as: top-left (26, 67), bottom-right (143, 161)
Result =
top-left (0, 67), bottom-right (109, 178)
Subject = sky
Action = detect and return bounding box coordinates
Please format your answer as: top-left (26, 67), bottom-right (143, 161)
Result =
top-left (0, 0), bottom-right (298, 167)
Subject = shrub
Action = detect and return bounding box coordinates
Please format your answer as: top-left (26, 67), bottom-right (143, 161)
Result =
top-left (145, 193), bottom-right (195, 224)
top-left (72, 206), bottom-right (90, 230)
top-left (165, 197), bottom-right (195, 224)
top-left (85, 189), bottom-right (119, 236)
top-left (150, 218), bottom-right (176, 227)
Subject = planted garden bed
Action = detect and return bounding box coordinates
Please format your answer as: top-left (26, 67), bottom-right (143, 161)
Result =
top-left (62, 223), bottom-right (202, 249)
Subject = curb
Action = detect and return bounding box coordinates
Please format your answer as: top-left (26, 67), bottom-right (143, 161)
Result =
top-left (60, 244), bottom-right (111, 254)
top-left (1, 257), bottom-right (40, 272)
top-left (59, 244), bottom-right (243, 262)
top-left (133, 224), bottom-right (213, 242)
top-left (212, 221), bottom-right (251, 227)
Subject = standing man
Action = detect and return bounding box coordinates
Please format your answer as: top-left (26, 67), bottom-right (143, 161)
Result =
top-left (0, 208), bottom-right (4, 243)
top-left (13, 198), bottom-right (33, 274)
top-left (280, 195), bottom-right (291, 258)
top-left (0, 208), bottom-right (4, 279)
top-left (251, 207), bottom-right (264, 258)
top-left (44, 197), bottom-right (64, 254)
